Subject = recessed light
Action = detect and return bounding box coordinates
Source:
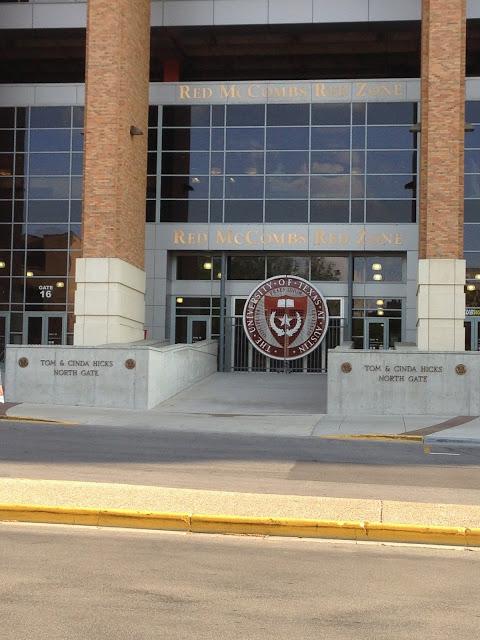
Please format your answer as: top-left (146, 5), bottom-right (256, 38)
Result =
top-left (56, 281), bottom-right (65, 288)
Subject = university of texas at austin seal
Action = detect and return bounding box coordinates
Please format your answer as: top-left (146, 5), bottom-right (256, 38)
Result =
top-left (243, 275), bottom-right (329, 360)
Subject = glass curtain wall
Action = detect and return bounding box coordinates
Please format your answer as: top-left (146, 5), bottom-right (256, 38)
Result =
top-left (157, 102), bottom-right (418, 224)
top-left (0, 106), bottom-right (83, 346)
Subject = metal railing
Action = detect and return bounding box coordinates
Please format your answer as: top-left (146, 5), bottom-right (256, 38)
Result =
top-left (220, 317), bottom-right (342, 373)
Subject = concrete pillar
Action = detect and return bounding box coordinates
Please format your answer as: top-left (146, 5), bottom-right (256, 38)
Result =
top-left (417, 0), bottom-right (467, 351)
top-left (74, 0), bottom-right (151, 346)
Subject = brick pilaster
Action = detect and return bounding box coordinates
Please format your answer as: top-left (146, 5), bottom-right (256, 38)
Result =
top-left (419, 0), bottom-right (466, 259)
top-left (82, 0), bottom-right (151, 271)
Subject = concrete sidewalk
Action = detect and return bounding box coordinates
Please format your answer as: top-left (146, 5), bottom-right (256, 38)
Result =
top-left (1, 477), bottom-right (480, 546)
top-left (3, 371), bottom-right (480, 443)
top-left (4, 401), bottom-right (480, 444)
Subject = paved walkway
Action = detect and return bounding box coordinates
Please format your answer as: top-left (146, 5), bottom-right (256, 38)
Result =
top-left (3, 372), bottom-right (480, 444)
top-left (3, 477), bottom-right (480, 528)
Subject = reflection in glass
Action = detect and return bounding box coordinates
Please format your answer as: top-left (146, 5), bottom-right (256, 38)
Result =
top-left (311, 151), bottom-right (350, 174)
top-left (161, 176), bottom-right (209, 199)
top-left (367, 102), bottom-right (417, 125)
top-left (162, 106), bottom-right (210, 127)
top-left (225, 176), bottom-right (264, 199)
top-left (162, 128), bottom-right (210, 151)
top-left (29, 130), bottom-right (70, 152)
top-left (311, 256), bottom-right (348, 281)
top-left (160, 200), bottom-right (209, 222)
top-left (224, 200), bottom-right (263, 223)
top-left (265, 200), bottom-right (308, 223)
top-left (26, 251), bottom-right (68, 277)
top-left (177, 255), bottom-right (215, 280)
top-left (226, 128), bottom-right (264, 151)
top-left (351, 200), bottom-right (364, 222)
top-left (26, 224), bottom-right (69, 250)
top-left (28, 177), bottom-right (70, 199)
top-left (267, 256), bottom-right (309, 279)
top-left (465, 150), bottom-right (480, 173)
top-left (366, 175), bottom-right (416, 198)
top-left (310, 200), bottom-right (349, 223)
top-left (228, 256), bottom-right (265, 280)
top-left (0, 131), bottom-right (15, 153)
top-left (265, 176), bottom-right (308, 199)
top-left (311, 127), bottom-right (350, 150)
top-left (266, 151), bottom-right (308, 174)
top-left (367, 150), bottom-right (416, 174)
top-left (464, 225), bottom-right (480, 251)
top-left (266, 104), bottom-right (309, 126)
top-left (161, 152), bottom-right (209, 175)
top-left (210, 176), bottom-right (224, 199)
top-left (310, 175), bottom-right (349, 198)
top-left (465, 200), bottom-right (480, 222)
top-left (266, 127), bottom-right (309, 150)
top-left (465, 175), bottom-right (480, 198)
top-left (225, 152), bottom-right (264, 175)
top-left (226, 105), bottom-right (265, 127)
top-left (311, 103), bottom-right (350, 126)
top-left (30, 107), bottom-right (71, 128)
top-left (366, 200), bottom-right (416, 223)
top-left (367, 127), bottom-right (415, 149)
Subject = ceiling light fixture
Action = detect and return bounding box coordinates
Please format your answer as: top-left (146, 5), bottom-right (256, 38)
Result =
top-left (373, 273), bottom-right (383, 281)
top-left (372, 263), bottom-right (382, 271)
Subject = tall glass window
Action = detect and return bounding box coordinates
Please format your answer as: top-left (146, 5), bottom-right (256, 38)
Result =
top-left (157, 102), bottom-right (418, 224)
top-left (0, 106), bottom-right (83, 345)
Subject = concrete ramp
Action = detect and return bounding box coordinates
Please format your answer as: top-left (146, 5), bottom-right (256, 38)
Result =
top-left (154, 372), bottom-right (327, 415)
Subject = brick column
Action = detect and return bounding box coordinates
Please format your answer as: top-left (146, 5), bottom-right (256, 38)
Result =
top-left (74, 0), bottom-right (151, 345)
top-left (417, 0), bottom-right (467, 351)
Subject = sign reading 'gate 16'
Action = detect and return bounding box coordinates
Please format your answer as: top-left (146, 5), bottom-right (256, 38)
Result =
top-left (243, 276), bottom-right (329, 360)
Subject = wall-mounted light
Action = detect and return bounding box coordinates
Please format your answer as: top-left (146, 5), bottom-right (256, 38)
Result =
top-left (467, 284), bottom-right (476, 292)
top-left (372, 263), bottom-right (382, 271)
top-left (377, 309), bottom-right (385, 316)
top-left (203, 261), bottom-right (212, 270)
top-left (373, 273), bottom-right (383, 281)
top-left (0, 261), bottom-right (5, 269)
top-left (26, 270), bottom-right (34, 277)
top-left (176, 297), bottom-right (184, 304)
top-left (55, 281), bottom-right (65, 288)
top-left (475, 274), bottom-right (480, 280)
top-left (376, 299), bottom-right (384, 306)
top-left (216, 272), bottom-right (222, 279)
top-left (129, 125), bottom-right (144, 136)
top-left (191, 177), bottom-right (200, 184)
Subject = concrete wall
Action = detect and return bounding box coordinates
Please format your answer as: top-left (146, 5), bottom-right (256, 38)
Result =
top-left (5, 340), bottom-right (218, 410)
top-left (328, 345), bottom-right (480, 415)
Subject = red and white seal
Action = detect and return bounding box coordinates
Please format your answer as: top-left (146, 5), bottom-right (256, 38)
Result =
top-left (242, 275), bottom-right (329, 360)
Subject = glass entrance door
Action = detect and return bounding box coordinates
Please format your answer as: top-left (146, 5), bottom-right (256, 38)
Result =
top-left (187, 316), bottom-right (211, 344)
top-left (0, 313), bottom-right (8, 365)
top-left (465, 319), bottom-right (480, 351)
top-left (24, 314), bottom-right (65, 345)
top-left (365, 318), bottom-right (388, 350)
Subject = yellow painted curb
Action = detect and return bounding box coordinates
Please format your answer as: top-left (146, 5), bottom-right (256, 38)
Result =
top-left (320, 434), bottom-right (423, 443)
top-left (1, 503), bottom-right (479, 547)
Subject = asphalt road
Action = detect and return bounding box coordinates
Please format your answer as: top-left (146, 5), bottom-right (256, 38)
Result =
top-left (1, 420), bottom-right (480, 503)
top-left (1, 523), bottom-right (480, 640)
